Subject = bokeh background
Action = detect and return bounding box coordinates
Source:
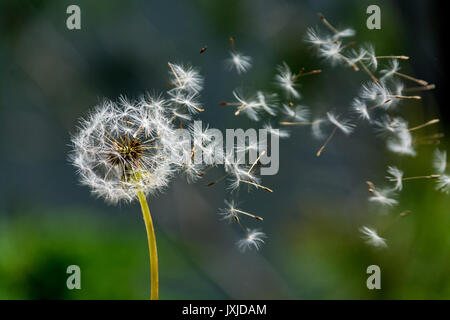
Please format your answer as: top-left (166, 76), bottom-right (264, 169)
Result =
top-left (1, 0), bottom-right (449, 299)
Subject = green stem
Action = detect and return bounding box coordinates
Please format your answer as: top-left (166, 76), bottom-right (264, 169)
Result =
top-left (137, 190), bottom-right (159, 300)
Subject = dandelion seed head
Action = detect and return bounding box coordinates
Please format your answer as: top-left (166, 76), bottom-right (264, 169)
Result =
top-left (71, 97), bottom-right (179, 203)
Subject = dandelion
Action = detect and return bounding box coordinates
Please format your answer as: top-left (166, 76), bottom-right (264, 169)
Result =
top-left (237, 229), bottom-right (267, 252)
top-left (71, 96), bottom-right (187, 299)
top-left (360, 226), bottom-right (387, 248)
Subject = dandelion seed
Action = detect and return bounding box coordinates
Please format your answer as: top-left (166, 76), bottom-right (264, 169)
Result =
top-left (256, 91), bottom-right (278, 116)
top-left (305, 27), bottom-right (333, 47)
top-left (227, 90), bottom-right (261, 121)
top-left (436, 175), bottom-right (450, 194)
top-left (380, 59), bottom-right (400, 80)
top-left (168, 63), bottom-right (204, 93)
top-left (282, 103), bottom-right (310, 122)
top-left (380, 59), bottom-right (428, 85)
top-left (275, 62), bottom-right (301, 99)
top-left (386, 166), bottom-right (404, 191)
top-left (264, 124), bottom-right (290, 138)
top-left (360, 226), bottom-right (387, 248)
top-left (169, 91), bottom-right (204, 113)
top-left (387, 128), bottom-right (416, 156)
top-left (312, 118), bottom-right (327, 139)
top-left (326, 112), bottom-right (355, 135)
top-left (433, 149), bottom-right (447, 174)
top-left (351, 98), bottom-right (370, 121)
top-left (237, 229), bottom-right (266, 252)
top-left (219, 200), bottom-right (264, 222)
top-left (369, 188), bottom-right (398, 206)
top-left (361, 44), bottom-right (378, 70)
top-left (227, 52), bottom-right (252, 74)
top-left (317, 12), bottom-right (355, 39)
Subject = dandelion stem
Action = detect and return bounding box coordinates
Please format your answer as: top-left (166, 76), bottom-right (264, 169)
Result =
top-left (137, 190), bottom-right (159, 300)
top-left (394, 72), bottom-right (428, 86)
top-left (316, 126), bottom-right (338, 157)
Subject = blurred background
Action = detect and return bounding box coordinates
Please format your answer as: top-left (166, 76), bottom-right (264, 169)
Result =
top-left (1, 0), bottom-right (449, 299)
